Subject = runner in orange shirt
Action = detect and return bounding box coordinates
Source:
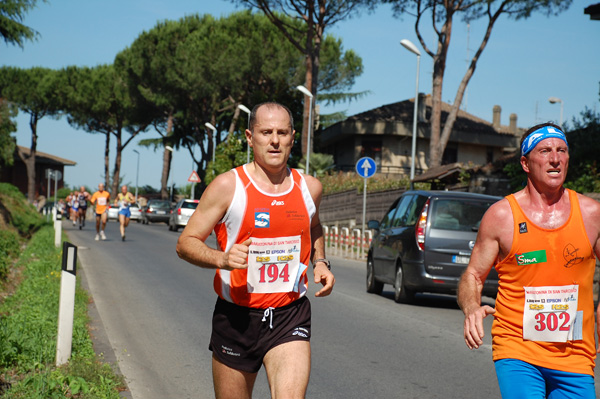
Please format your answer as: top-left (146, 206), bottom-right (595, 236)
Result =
top-left (458, 122), bottom-right (600, 398)
top-left (176, 102), bottom-right (335, 398)
top-left (90, 183), bottom-right (111, 241)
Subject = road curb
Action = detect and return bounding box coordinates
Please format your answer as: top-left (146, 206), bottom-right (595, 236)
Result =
top-left (73, 236), bottom-right (134, 399)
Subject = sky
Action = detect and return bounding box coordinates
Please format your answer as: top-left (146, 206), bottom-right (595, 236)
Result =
top-left (2, 0), bottom-right (599, 191)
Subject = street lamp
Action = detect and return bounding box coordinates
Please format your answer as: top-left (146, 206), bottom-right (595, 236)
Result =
top-left (296, 85), bottom-right (314, 174)
top-left (548, 96), bottom-right (564, 126)
top-left (205, 122), bottom-right (217, 164)
top-left (400, 39), bottom-right (421, 190)
top-left (238, 104), bottom-right (252, 163)
top-left (133, 149), bottom-right (140, 203)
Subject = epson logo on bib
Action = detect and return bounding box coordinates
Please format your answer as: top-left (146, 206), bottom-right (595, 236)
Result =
top-left (271, 200), bottom-right (284, 206)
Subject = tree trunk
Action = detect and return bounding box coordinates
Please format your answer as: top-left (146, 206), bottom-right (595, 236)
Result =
top-left (160, 113), bottom-right (174, 200)
top-left (104, 133), bottom-right (111, 191)
top-left (25, 113), bottom-right (39, 202)
top-left (111, 129), bottom-right (123, 198)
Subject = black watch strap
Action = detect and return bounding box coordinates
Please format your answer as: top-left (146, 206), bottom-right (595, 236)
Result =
top-left (313, 258), bottom-right (331, 270)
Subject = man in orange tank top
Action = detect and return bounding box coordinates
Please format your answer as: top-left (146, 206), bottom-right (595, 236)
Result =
top-left (458, 122), bottom-right (600, 398)
top-left (176, 102), bottom-right (335, 399)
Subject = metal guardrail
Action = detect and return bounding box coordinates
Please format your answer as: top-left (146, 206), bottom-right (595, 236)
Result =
top-left (323, 225), bottom-right (372, 261)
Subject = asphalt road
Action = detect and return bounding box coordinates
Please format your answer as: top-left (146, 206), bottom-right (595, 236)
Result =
top-left (62, 218), bottom-right (600, 399)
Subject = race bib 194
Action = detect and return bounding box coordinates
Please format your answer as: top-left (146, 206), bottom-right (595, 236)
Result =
top-left (523, 285), bottom-right (581, 343)
top-left (246, 235), bottom-right (305, 294)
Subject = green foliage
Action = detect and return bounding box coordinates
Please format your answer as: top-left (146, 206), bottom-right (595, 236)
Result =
top-left (0, 183), bottom-right (45, 237)
top-left (563, 107), bottom-right (600, 193)
top-left (0, 227), bottom-right (124, 398)
top-left (56, 187), bottom-right (71, 200)
top-left (204, 134), bottom-right (249, 185)
top-left (320, 171), bottom-right (418, 195)
top-left (298, 152), bottom-right (334, 177)
top-left (0, 100), bottom-right (17, 169)
top-left (0, 0), bottom-right (42, 48)
top-left (0, 229), bottom-right (20, 280)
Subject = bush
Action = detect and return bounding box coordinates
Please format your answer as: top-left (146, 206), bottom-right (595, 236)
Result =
top-left (0, 183), bottom-right (46, 237)
top-left (0, 227), bottom-right (124, 398)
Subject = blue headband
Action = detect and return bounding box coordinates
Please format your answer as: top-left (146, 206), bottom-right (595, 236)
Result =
top-left (521, 126), bottom-right (568, 157)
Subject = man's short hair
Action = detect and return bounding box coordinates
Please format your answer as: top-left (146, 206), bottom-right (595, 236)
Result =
top-left (249, 102), bottom-right (294, 133)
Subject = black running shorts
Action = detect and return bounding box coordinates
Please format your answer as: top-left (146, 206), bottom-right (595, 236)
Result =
top-left (209, 296), bottom-right (311, 373)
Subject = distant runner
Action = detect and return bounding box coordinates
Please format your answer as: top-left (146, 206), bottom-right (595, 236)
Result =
top-left (70, 191), bottom-right (79, 226)
top-left (115, 185), bottom-right (135, 241)
top-left (90, 183), bottom-right (111, 241)
top-left (76, 186), bottom-right (90, 230)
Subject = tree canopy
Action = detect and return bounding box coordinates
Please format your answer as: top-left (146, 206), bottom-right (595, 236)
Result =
top-left (0, 0), bottom-right (41, 49)
top-left (382, 0), bottom-right (572, 168)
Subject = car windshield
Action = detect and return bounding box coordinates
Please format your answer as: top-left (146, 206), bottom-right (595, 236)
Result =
top-left (431, 198), bottom-right (496, 232)
top-left (149, 201), bottom-right (170, 209)
top-left (181, 202), bottom-right (198, 210)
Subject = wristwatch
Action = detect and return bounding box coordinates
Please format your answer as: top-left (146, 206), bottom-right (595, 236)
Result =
top-left (313, 258), bottom-right (331, 270)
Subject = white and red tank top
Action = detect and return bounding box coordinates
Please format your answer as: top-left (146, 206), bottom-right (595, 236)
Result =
top-left (213, 165), bottom-right (316, 309)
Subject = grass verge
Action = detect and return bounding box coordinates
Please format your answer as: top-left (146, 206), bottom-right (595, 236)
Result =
top-left (0, 223), bottom-right (125, 397)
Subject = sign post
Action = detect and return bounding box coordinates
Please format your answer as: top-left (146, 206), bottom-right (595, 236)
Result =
top-left (356, 157), bottom-right (377, 258)
top-left (56, 242), bottom-right (77, 366)
top-left (188, 171), bottom-right (201, 200)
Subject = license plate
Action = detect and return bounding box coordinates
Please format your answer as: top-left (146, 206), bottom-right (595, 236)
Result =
top-left (452, 255), bottom-right (470, 264)
top-left (157, 211), bottom-right (166, 215)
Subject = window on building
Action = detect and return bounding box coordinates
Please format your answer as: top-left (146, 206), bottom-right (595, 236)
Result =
top-left (442, 143), bottom-right (457, 165)
top-left (360, 139), bottom-right (382, 168)
top-left (487, 147), bottom-right (494, 164)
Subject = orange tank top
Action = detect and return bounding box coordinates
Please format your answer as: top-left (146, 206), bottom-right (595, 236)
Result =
top-left (492, 189), bottom-right (597, 375)
top-left (212, 165), bottom-right (315, 309)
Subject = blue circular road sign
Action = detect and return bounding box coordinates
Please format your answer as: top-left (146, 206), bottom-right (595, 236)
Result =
top-left (355, 157), bottom-right (377, 178)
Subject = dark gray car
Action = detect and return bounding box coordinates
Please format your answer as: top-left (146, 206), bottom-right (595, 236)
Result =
top-left (366, 190), bottom-right (502, 303)
top-left (141, 199), bottom-right (172, 224)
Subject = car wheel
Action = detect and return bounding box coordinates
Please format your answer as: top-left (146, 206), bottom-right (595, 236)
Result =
top-left (366, 257), bottom-right (383, 295)
top-left (394, 264), bottom-right (415, 304)
top-left (168, 221), bottom-right (173, 231)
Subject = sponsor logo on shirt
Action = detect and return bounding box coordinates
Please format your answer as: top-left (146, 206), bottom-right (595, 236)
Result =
top-left (519, 222), bottom-right (528, 234)
top-left (271, 199), bottom-right (284, 206)
top-left (515, 250), bottom-right (547, 266)
top-left (255, 212), bottom-right (270, 228)
top-left (562, 243), bottom-right (584, 268)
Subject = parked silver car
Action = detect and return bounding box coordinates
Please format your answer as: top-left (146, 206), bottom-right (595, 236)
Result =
top-left (367, 190), bottom-right (501, 303)
top-left (108, 203), bottom-right (142, 221)
top-left (168, 199), bottom-right (199, 231)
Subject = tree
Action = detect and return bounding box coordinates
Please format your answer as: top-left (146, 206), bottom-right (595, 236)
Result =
top-left (115, 15), bottom-right (205, 199)
top-left (0, 0), bottom-right (41, 49)
top-left (0, 99), bottom-right (17, 169)
top-left (0, 66), bottom-right (61, 202)
top-left (230, 0), bottom-right (371, 158)
top-left (383, 0), bottom-right (571, 168)
top-left (563, 107), bottom-right (600, 193)
top-left (63, 65), bottom-right (152, 196)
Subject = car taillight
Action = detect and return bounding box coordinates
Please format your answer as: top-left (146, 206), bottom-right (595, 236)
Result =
top-left (146, 208), bottom-right (151, 213)
top-left (177, 208), bottom-right (182, 215)
top-left (415, 199), bottom-right (430, 251)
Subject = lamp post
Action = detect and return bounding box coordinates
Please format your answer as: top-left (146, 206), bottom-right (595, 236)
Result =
top-left (133, 149), bottom-right (140, 203)
top-left (205, 122), bottom-right (217, 167)
top-left (548, 96), bottom-right (564, 126)
top-left (400, 39), bottom-right (421, 190)
top-left (238, 104), bottom-right (252, 163)
top-left (296, 85), bottom-right (314, 175)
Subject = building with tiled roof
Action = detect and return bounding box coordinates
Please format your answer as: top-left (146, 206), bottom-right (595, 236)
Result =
top-left (1, 146), bottom-right (76, 201)
top-left (319, 94), bottom-right (522, 178)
